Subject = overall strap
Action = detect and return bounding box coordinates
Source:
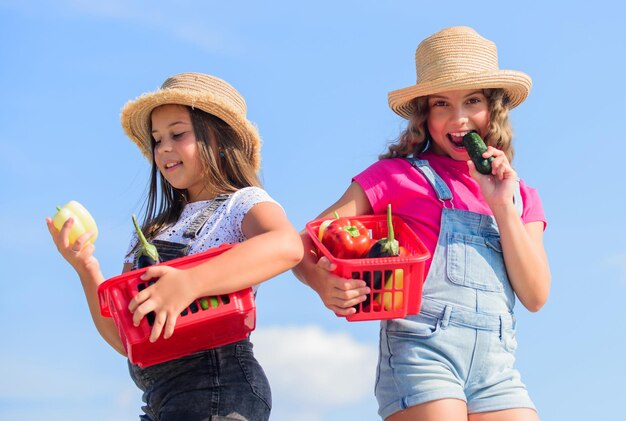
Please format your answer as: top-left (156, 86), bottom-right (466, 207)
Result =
top-left (407, 157), bottom-right (523, 216)
top-left (183, 194), bottom-right (231, 239)
top-left (406, 158), bottom-right (453, 201)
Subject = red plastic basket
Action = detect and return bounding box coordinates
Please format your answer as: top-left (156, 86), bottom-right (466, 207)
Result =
top-left (98, 244), bottom-right (256, 368)
top-left (306, 214), bottom-right (430, 321)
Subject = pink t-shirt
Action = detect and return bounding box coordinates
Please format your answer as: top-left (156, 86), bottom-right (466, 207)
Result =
top-left (353, 151), bottom-right (547, 274)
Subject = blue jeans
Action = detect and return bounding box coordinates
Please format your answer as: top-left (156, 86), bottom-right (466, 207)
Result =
top-left (128, 339), bottom-right (271, 421)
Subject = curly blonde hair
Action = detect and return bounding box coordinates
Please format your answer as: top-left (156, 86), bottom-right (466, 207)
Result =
top-left (380, 89), bottom-right (515, 162)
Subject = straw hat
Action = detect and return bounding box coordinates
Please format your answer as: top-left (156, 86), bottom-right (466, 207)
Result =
top-left (121, 72), bottom-right (261, 171)
top-left (388, 26), bottom-right (532, 119)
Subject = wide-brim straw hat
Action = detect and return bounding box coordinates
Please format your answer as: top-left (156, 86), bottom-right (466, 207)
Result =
top-left (388, 26), bottom-right (532, 119)
top-left (121, 72), bottom-right (261, 172)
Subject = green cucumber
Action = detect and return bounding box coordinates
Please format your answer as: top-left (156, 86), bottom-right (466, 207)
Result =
top-left (462, 131), bottom-right (493, 175)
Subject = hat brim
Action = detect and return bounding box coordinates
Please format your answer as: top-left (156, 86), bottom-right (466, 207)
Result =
top-left (121, 89), bottom-right (261, 171)
top-left (388, 70), bottom-right (532, 119)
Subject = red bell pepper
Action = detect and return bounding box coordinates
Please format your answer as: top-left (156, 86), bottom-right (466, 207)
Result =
top-left (321, 213), bottom-right (372, 259)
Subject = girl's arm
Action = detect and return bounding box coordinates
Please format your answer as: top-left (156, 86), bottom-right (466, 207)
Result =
top-left (292, 182), bottom-right (374, 315)
top-left (128, 201), bottom-right (304, 342)
top-left (470, 148), bottom-right (551, 312)
top-left (46, 217), bottom-right (127, 355)
top-left (492, 211), bottom-right (550, 312)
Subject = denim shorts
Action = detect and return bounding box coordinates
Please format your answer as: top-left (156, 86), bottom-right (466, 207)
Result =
top-left (375, 299), bottom-right (535, 419)
top-left (128, 338), bottom-right (271, 421)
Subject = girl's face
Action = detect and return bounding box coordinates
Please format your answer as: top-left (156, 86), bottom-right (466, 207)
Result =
top-left (151, 104), bottom-right (217, 202)
top-left (426, 89), bottom-right (490, 160)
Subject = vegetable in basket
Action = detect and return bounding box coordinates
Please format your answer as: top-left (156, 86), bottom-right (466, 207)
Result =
top-left (132, 214), bottom-right (159, 325)
top-left (321, 212), bottom-right (372, 259)
top-left (132, 214), bottom-right (160, 268)
top-left (131, 214), bottom-right (221, 319)
top-left (52, 200), bottom-right (98, 245)
top-left (360, 204), bottom-right (406, 311)
top-left (199, 296), bottom-right (220, 310)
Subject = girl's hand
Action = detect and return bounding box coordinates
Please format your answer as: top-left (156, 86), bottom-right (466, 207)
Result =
top-left (128, 265), bottom-right (196, 342)
top-left (312, 256), bottom-right (371, 316)
top-left (46, 216), bottom-right (99, 276)
top-left (467, 146), bottom-right (518, 209)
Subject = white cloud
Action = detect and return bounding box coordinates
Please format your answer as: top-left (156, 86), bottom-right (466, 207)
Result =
top-left (253, 325), bottom-right (378, 418)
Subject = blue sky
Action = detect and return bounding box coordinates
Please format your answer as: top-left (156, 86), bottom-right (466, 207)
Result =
top-left (1, 1), bottom-right (625, 420)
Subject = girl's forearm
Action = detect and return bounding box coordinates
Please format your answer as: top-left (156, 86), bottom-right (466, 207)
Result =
top-left (492, 204), bottom-right (550, 312)
top-left (77, 268), bottom-right (127, 355)
top-left (292, 232), bottom-right (319, 286)
top-left (187, 228), bottom-right (304, 296)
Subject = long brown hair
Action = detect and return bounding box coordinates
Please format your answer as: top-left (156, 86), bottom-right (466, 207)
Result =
top-left (141, 106), bottom-right (261, 239)
top-left (379, 88), bottom-right (515, 162)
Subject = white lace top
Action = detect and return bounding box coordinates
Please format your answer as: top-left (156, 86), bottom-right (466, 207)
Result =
top-left (123, 186), bottom-right (279, 265)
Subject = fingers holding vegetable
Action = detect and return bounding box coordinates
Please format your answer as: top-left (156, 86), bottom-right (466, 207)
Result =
top-left (52, 200), bottom-right (98, 245)
top-left (463, 133), bottom-right (518, 207)
top-left (46, 214), bottom-right (98, 273)
top-left (47, 200), bottom-right (98, 259)
top-left (487, 148), bottom-right (512, 180)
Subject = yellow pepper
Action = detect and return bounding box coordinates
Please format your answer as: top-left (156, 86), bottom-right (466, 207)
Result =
top-left (375, 269), bottom-right (404, 311)
top-left (52, 200), bottom-right (98, 245)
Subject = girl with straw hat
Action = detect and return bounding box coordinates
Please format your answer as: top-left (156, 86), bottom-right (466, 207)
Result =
top-left (294, 26), bottom-right (549, 420)
top-left (47, 72), bottom-right (303, 420)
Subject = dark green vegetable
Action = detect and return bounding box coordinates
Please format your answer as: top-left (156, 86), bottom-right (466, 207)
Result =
top-left (132, 214), bottom-right (160, 268)
top-left (131, 215), bottom-right (223, 321)
top-left (462, 131), bottom-right (493, 175)
top-left (367, 204), bottom-right (399, 258)
top-left (132, 214), bottom-right (160, 326)
top-left (357, 204), bottom-right (401, 312)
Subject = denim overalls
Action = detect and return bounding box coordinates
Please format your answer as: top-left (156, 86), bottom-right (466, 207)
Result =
top-left (128, 196), bottom-right (271, 421)
top-left (375, 159), bottom-right (536, 419)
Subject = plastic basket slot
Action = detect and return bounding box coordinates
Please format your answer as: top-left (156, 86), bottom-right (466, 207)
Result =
top-left (136, 281), bottom-right (157, 326)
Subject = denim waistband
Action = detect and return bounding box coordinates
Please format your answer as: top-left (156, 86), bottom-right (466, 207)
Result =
top-left (419, 298), bottom-right (515, 331)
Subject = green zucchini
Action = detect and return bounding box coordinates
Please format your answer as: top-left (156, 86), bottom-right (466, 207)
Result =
top-left (462, 131), bottom-right (493, 175)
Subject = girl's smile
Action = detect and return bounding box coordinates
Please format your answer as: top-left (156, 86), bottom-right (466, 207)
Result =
top-left (426, 89), bottom-right (490, 160)
top-left (151, 104), bottom-right (215, 201)
top-left (163, 160), bottom-right (183, 171)
top-left (447, 130), bottom-right (472, 149)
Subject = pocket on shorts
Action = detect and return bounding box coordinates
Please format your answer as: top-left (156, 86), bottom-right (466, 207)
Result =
top-left (500, 328), bottom-right (518, 354)
top-left (446, 232), bottom-right (508, 292)
top-left (385, 312), bottom-right (441, 340)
